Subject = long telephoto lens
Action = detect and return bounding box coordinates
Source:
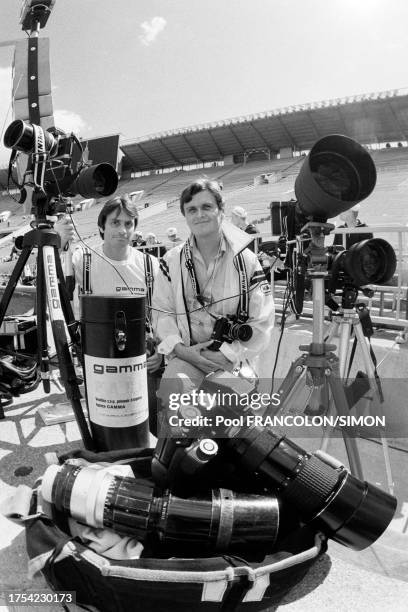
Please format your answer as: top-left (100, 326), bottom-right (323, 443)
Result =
top-left (226, 426), bottom-right (396, 550)
top-left (294, 134), bottom-right (377, 220)
top-left (41, 464), bottom-right (281, 554)
top-left (4, 119), bottom-right (59, 156)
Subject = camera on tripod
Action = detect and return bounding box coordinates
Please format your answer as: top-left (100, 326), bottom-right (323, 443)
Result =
top-left (270, 134), bottom-right (397, 313)
top-left (208, 315), bottom-right (253, 351)
top-left (4, 119), bottom-right (118, 215)
top-left (325, 238), bottom-right (396, 298)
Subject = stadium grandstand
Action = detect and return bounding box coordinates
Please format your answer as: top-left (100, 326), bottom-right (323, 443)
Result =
top-left (2, 87), bottom-right (408, 326)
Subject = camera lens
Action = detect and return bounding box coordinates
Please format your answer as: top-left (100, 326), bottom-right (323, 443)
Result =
top-left (226, 426), bottom-right (396, 550)
top-left (4, 119), bottom-right (58, 156)
top-left (311, 152), bottom-right (361, 201)
top-left (333, 238), bottom-right (397, 287)
top-left (4, 120), bottom-right (28, 150)
top-left (73, 163), bottom-right (118, 198)
top-left (295, 134), bottom-right (377, 219)
top-left (41, 463), bottom-right (282, 554)
top-left (229, 323), bottom-right (253, 342)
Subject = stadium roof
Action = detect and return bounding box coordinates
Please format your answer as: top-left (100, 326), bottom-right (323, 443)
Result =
top-left (120, 88), bottom-right (408, 172)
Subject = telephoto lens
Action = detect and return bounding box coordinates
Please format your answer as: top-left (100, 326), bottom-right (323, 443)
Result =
top-left (226, 427), bottom-right (397, 551)
top-left (41, 463), bottom-right (281, 556)
top-left (197, 373), bottom-right (397, 551)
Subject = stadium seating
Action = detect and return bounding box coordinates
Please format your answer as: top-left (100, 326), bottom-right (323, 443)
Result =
top-left (2, 147), bottom-right (408, 272)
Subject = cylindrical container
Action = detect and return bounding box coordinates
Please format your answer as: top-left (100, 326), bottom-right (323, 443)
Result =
top-left (80, 295), bottom-right (149, 450)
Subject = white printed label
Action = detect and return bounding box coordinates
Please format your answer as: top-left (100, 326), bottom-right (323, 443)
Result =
top-left (84, 354), bottom-right (148, 427)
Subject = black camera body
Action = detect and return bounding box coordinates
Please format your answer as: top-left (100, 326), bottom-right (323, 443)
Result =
top-left (270, 199), bottom-right (397, 313)
top-left (208, 315), bottom-right (253, 351)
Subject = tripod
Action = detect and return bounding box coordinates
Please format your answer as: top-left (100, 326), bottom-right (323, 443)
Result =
top-left (272, 223), bottom-right (393, 492)
top-left (0, 219), bottom-right (94, 450)
top-left (323, 302), bottom-right (394, 494)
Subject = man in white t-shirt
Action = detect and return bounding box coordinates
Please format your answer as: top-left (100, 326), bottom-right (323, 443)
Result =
top-left (57, 195), bottom-right (162, 376)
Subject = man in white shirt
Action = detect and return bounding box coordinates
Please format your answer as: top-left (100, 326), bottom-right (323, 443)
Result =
top-left (57, 195), bottom-right (163, 372)
top-left (152, 179), bottom-right (274, 402)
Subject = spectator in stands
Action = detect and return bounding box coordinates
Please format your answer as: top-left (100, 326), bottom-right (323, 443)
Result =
top-left (152, 179), bottom-right (274, 411)
top-left (132, 230), bottom-right (146, 247)
top-left (230, 206), bottom-right (260, 252)
top-left (333, 205), bottom-right (373, 249)
top-left (145, 232), bottom-right (167, 258)
top-left (230, 206), bottom-right (257, 233)
top-left (165, 227), bottom-right (183, 248)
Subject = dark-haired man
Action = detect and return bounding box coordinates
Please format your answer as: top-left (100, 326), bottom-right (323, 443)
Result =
top-left (57, 195), bottom-right (162, 375)
top-left (152, 179), bottom-right (274, 393)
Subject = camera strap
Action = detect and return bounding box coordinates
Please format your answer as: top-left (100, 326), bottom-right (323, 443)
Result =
top-left (31, 124), bottom-right (48, 196)
top-left (179, 249), bottom-right (194, 342)
top-left (27, 37), bottom-right (41, 126)
top-left (143, 253), bottom-right (154, 333)
top-left (183, 241), bottom-right (249, 321)
top-left (79, 246), bottom-right (92, 294)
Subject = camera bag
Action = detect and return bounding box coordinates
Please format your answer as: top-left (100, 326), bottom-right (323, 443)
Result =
top-left (23, 447), bottom-right (327, 612)
top-left (0, 349), bottom-right (39, 397)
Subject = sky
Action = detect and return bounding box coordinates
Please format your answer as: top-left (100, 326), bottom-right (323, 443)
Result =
top-left (1, 0), bottom-right (408, 165)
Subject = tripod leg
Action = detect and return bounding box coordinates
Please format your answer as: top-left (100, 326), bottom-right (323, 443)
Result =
top-left (320, 319), bottom-right (353, 451)
top-left (36, 247), bottom-right (51, 393)
top-left (42, 245), bottom-right (94, 450)
top-left (54, 246), bottom-right (81, 384)
top-left (272, 355), bottom-right (307, 416)
top-left (353, 322), bottom-right (394, 495)
top-left (54, 246), bottom-right (78, 344)
top-left (324, 319), bottom-right (339, 344)
top-left (327, 359), bottom-right (364, 479)
top-left (0, 247), bottom-right (33, 323)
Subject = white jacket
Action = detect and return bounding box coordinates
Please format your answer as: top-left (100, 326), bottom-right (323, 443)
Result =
top-left (152, 221), bottom-right (275, 370)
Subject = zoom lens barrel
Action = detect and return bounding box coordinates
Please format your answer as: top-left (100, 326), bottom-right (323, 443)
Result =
top-left (226, 425), bottom-right (397, 550)
top-left (41, 464), bottom-right (281, 554)
top-left (4, 119), bottom-right (59, 156)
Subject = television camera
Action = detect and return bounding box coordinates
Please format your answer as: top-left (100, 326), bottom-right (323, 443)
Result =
top-left (269, 135), bottom-right (396, 314)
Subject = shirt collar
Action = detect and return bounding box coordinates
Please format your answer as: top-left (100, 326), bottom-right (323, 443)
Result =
top-left (189, 233), bottom-right (227, 255)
